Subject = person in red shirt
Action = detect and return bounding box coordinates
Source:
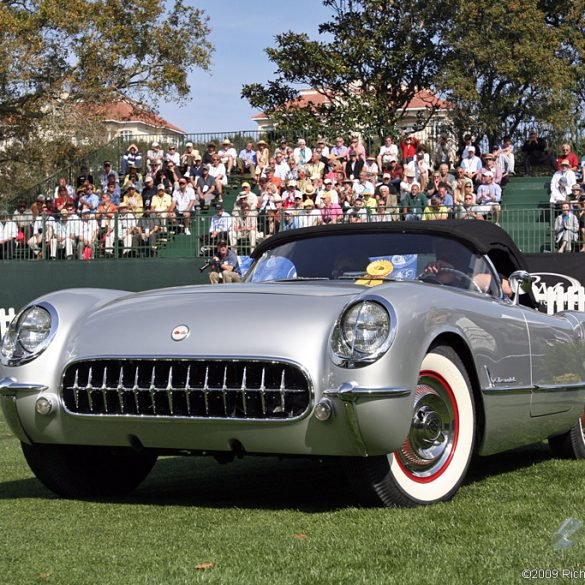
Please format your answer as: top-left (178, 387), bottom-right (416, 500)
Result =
top-left (399, 131), bottom-right (419, 165)
top-left (556, 144), bottom-right (579, 172)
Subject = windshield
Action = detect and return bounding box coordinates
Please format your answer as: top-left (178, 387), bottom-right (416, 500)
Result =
top-left (245, 232), bottom-right (501, 296)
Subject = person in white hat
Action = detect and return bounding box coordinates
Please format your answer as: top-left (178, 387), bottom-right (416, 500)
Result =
top-left (147, 142), bottom-right (164, 170)
top-left (475, 171), bottom-right (502, 224)
top-left (218, 139), bottom-right (237, 175)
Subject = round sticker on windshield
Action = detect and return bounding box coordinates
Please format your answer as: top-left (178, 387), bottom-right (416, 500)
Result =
top-left (250, 256), bottom-right (297, 282)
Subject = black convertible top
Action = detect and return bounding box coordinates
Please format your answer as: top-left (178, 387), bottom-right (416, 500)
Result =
top-left (252, 221), bottom-right (527, 277)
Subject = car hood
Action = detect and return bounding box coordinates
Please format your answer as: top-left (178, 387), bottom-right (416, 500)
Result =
top-left (66, 282), bottom-right (365, 362)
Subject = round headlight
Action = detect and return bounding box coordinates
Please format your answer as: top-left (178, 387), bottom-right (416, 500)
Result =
top-left (1, 303), bottom-right (58, 366)
top-left (330, 299), bottom-right (395, 367)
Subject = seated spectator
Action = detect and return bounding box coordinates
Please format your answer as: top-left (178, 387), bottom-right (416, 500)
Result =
top-left (554, 202), bottom-right (579, 252)
top-left (208, 240), bottom-right (241, 284)
top-left (165, 144), bottom-right (180, 168)
top-left (96, 192), bottom-right (118, 254)
top-left (122, 185), bottom-right (144, 217)
top-left (121, 164), bottom-right (143, 192)
top-left (181, 142), bottom-right (201, 175)
top-left (208, 155), bottom-right (227, 201)
top-left (0, 209), bottom-right (18, 259)
top-left (99, 161), bottom-right (119, 192)
top-left (305, 151), bottom-right (325, 180)
top-left (273, 152), bottom-right (290, 181)
top-left (363, 155), bottom-right (379, 178)
top-left (188, 155), bottom-right (206, 182)
top-left (239, 182), bottom-right (259, 210)
top-left (453, 167), bottom-right (473, 204)
top-left (258, 183), bottom-right (280, 213)
top-left (207, 204), bottom-right (233, 247)
top-left (320, 194), bottom-right (343, 224)
top-left (456, 191), bottom-right (485, 220)
top-left (218, 139), bottom-right (237, 175)
top-left (477, 154), bottom-right (504, 187)
top-left (28, 203), bottom-right (55, 258)
top-left (399, 168), bottom-right (418, 202)
top-left (422, 195), bottom-right (449, 221)
top-left (293, 139), bottom-right (312, 168)
top-left (78, 183), bottom-right (100, 214)
top-left (460, 146), bottom-right (482, 183)
top-left (150, 184), bottom-right (174, 223)
top-left (353, 170), bottom-right (375, 199)
top-left (378, 136), bottom-right (399, 170)
top-left (49, 208), bottom-right (78, 259)
top-left (550, 160), bottom-right (577, 204)
top-left (12, 200), bottom-right (33, 243)
top-left (232, 203), bottom-right (258, 252)
top-left (522, 131), bottom-right (556, 175)
top-left (274, 138), bottom-right (288, 159)
top-left (263, 167), bottom-right (281, 190)
top-left (53, 177), bottom-right (75, 200)
top-left (53, 185), bottom-right (75, 213)
top-left (346, 196), bottom-right (368, 222)
top-left (141, 176), bottom-right (157, 209)
top-left (195, 166), bottom-right (216, 209)
top-left (457, 133), bottom-right (481, 162)
top-left (371, 199), bottom-right (395, 222)
top-left (146, 142), bottom-right (164, 170)
top-left (298, 199), bottom-right (322, 228)
top-left (171, 177), bottom-right (196, 234)
top-left (121, 143), bottom-right (142, 177)
top-left (136, 204), bottom-right (162, 256)
top-left (330, 136), bottom-right (349, 165)
top-left (496, 136), bottom-right (515, 176)
top-left (556, 144), bottom-right (579, 172)
top-left (254, 140), bottom-right (270, 179)
top-left (202, 142), bottom-right (217, 166)
top-left (377, 185), bottom-right (399, 221)
top-left (76, 165), bottom-right (94, 189)
top-left (282, 208), bottom-right (301, 230)
top-left (77, 209), bottom-right (99, 260)
top-left (402, 183), bottom-right (428, 221)
top-left (475, 171), bottom-right (502, 224)
top-left (284, 158), bottom-right (299, 181)
top-left (316, 137), bottom-right (329, 159)
top-left (114, 203), bottom-right (139, 257)
top-left (414, 146), bottom-right (430, 191)
top-left (237, 141), bottom-right (257, 175)
top-left (282, 180), bottom-right (302, 208)
top-left (31, 194), bottom-right (46, 218)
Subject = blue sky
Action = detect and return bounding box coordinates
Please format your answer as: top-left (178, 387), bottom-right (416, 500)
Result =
top-left (157, 1), bottom-right (331, 133)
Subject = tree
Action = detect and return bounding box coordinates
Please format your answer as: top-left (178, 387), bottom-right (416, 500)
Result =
top-left (438, 0), bottom-right (584, 148)
top-left (0, 0), bottom-right (212, 199)
top-left (241, 0), bottom-right (453, 139)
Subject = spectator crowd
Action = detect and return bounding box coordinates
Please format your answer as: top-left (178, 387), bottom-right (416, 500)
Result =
top-left (1, 130), bottom-right (585, 262)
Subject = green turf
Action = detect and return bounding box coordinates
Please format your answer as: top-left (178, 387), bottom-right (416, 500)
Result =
top-left (1, 416), bottom-right (584, 585)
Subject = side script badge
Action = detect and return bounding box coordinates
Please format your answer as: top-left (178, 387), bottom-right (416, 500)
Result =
top-left (171, 325), bottom-right (190, 342)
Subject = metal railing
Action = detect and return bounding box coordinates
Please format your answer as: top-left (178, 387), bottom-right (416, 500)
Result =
top-left (3, 204), bottom-right (575, 262)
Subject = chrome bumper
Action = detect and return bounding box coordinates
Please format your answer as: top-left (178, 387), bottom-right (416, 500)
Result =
top-left (0, 377), bottom-right (47, 443)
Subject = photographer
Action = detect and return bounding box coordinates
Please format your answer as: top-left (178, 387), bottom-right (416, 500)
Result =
top-left (207, 240), bottom-right (241, 284)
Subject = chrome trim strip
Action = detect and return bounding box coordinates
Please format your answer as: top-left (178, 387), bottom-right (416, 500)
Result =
top-left (343, 402), bottom-right (368, 456)
top-left (533, 382), bottom-right (585, 393)
top-left (59, 356), bottom-right (314, 424)
top-left (481, 382), bottom-right (585, 396)
top-left (0, 377), bottom-right (48, 396)
top-left (324, 382), bottom-right (411, 402)
top-left (480, 385), bottom-right (532, 396)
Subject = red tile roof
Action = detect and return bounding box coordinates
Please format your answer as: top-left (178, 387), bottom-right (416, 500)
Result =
top-left (99, 101), bottom-right (186, 134)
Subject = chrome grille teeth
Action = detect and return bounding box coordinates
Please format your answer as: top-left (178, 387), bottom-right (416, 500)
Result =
top-left (184, 364), bottom-right (192, 416)
top-left (149, 366), bottom-right (157, 415)
top-left (62, 360), bottom-right (310, 420)
top-left (166, 366), bottom-right (174, 415)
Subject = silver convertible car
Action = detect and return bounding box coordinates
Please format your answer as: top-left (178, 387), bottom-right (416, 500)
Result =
top-left (1, 221), bottom-right (584, 507)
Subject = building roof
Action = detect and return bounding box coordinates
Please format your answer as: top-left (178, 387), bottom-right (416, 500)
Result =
top-left (99, 101), bottom-right (186, 134)
top-left (251, 88), bottom-right (450, 121)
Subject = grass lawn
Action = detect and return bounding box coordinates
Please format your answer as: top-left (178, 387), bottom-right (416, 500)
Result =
top-left (1, 415), bottom-right (584, 585)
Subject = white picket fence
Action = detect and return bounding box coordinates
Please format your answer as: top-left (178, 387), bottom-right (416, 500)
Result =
top-left (0, 308), bottom-right (16, 338)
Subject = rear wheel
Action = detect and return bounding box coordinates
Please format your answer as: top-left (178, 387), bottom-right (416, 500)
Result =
top-left (21, 442), bottom-right (158, 499)
top-left (549, 412), bottom-right (585, 459)
top-left (344, 345), bottom-right (476, 507)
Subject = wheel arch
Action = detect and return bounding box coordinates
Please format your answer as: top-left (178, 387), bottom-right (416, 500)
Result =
top-left (425, 332), bottom-right (485, 451)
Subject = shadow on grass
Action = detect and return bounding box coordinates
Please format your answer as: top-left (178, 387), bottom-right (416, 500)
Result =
top-left (0, 442), bottom-right (555, 510)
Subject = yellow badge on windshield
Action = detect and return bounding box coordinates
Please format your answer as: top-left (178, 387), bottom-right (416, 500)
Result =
top-left (355, 259), bottom-right (393, 287)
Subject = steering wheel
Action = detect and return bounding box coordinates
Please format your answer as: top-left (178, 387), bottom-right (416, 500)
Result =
top-left (417, 268), bottom-right (483, 294)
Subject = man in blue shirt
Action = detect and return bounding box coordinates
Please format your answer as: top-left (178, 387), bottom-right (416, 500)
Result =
top-left (237, 141), bottom-right (257, 176)
top-left (209, 240), bottom-right (241, 284)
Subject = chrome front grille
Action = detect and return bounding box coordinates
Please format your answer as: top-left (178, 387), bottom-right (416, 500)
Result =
top-left (62, 359), bottom-right (311, 420)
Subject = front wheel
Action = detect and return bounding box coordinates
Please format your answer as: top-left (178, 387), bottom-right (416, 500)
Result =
top-left (21, 442), bottom-right (158, 499)
top-left (549, 412), bottom-right (585, 459)
top-left (344, 345), bottom-right (476, 507)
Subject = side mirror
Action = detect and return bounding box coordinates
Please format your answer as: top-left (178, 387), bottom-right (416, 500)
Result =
top-left (508, 270), bottom-right (535, 305)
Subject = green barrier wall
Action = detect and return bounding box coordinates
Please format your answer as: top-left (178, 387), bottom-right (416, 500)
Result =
top-left (1, 259), bottom-right (211, 313)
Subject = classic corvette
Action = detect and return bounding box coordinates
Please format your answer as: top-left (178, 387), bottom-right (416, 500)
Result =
top-left (1, 221), bottom-right (584, 507)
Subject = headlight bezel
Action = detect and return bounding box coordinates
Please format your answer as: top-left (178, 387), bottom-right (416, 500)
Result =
top-left (1, 302), bottom-right (58, 366)
top-left (329, 295), bottom-right (397, 368)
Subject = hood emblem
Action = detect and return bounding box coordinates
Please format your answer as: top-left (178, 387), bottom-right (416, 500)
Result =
top-left (171, 325), bottom-right (190, 341)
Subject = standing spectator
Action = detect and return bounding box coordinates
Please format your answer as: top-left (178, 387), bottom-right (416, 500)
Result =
top-left (121, 143), bottom-right (143, 176)
top-left (378, 136), bottom-right (399, 170)
top-left (99, 161), bottom-right (119, 192)
top-left (146, 142), bottom-right (164, 170)
top-left (348, 136), bottom-right (366, 162)
top-left (555, 202), bottom-right (580, 253)
top-left (578, 195), bottom-right (585, 252)
top-left (115, 203), bottom-right (139, 256)
top-left (172, 177), bottom-right (196, 234)
top-left (218, 139), bottom-right (237, 175)
top-left (232, 203), bottom-right (258, 252)
top-left (0, 209), bottom-right (18, 259)
top-left (208, 156), bottom-right (227, 202)
top-left (434, 134), bottom-right (456, 169)
top-left (28, 203), bottom-right (55, 258)
top-left (12, 200), bottom-right (33, 242)
top-left (298, 199), bottom-right (322, 228)
top-left (274, 138), bottom-right (288, 159)
top-left (208, 240), bottom-right (241, 284)
top-left (237, 141), bottom-right (257, 175)
top-left (136, 205), bottom-right (162, 257)
top-left (78, 210), bottom-right (97, 259)
top-left (415, 148), bottom-right (430, 192)
top-left (49, 209), bottom-right (78, 259)
top-left (460, 146), bottom-right (482, 183)
top-left (76, 165), bottom-right (94, 189)
top-left (497, 136), bottom-right (515, 176)
top-left (550, 160), bottom-right (577, 204)
top-left (255, 140), bottom-right (270, 179)
top-left (208, 204), bottom-right (233, 246)
top-left (399, 131), bottom-right (419, 165)
top-left (556, 144), bottom-right (579, 172)
top-left (521, 131), bottom-right (556, 175)
top-left (457, 133), bottom-right (481, 163)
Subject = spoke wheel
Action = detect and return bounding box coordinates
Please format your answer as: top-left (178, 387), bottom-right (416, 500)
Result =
top-left (343, 345), bottom-right (475, 507)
